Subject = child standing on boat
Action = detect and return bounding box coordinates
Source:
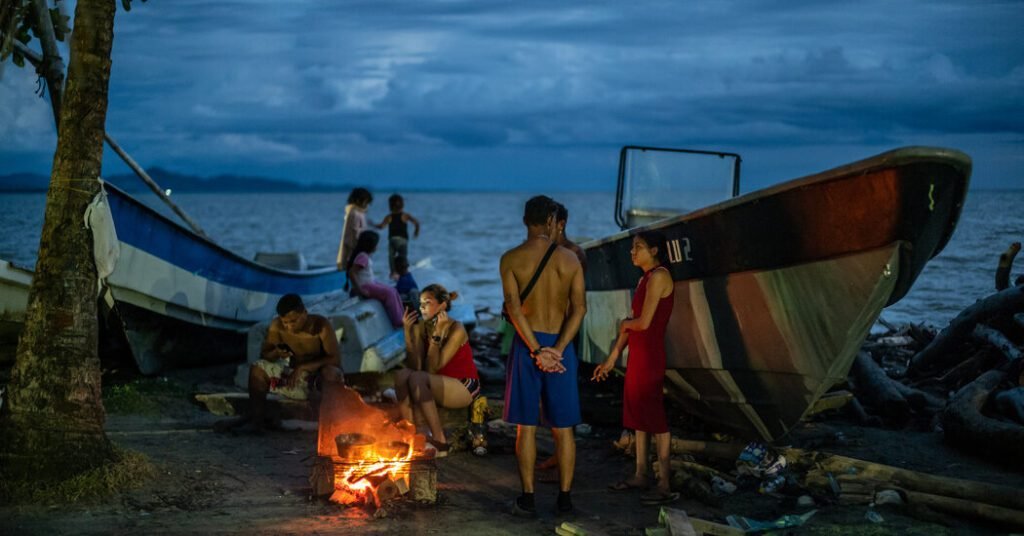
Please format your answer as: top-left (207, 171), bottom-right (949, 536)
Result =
top-left (374, 193), bottom-right (421, 279)
top-left (592, 230), bottom-right (677, 505)
top-left (345, 231), bottom-right (405, 327)
top-left (337, 187), bottom-right (373, 270)
top-left (393, 256), bottom-right (419, 309)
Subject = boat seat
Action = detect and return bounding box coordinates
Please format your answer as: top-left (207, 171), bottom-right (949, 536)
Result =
top-left (254, 251), bottom-right (308, 271)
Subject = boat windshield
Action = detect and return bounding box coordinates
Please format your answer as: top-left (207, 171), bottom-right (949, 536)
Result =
top-left (615, 146), bottom-right (741, 229)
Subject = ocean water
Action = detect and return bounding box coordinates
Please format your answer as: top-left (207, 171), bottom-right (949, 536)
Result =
top-left (0, 189), bottom-right (1020, 328)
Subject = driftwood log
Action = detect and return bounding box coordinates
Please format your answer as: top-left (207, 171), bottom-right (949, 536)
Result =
top-left (935, 348), bottom-right (990, 385)
top-left (941, 369), bottom-right (1024, 465)
top-left (850, 352), bottom-right (911, 424)
top-left (996, 242), bottom-right (1021, 291)
top-left (901, 489), bottom-right (1024, 529)
top-left (669, 438), bottom-right (745, 460)
top-left (971, 324), bottom-right (1023, 361)
top-left (668, 442), bottom-right (1024, 515)
top-left (909, 285), bottom-right (1024, 373)
top-left (792, 447), bottom-right (1024, 528)
top-left (890, 378), bottom-right (945, 413)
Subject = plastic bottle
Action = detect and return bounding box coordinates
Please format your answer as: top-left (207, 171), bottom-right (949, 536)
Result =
top-left (469, 396), bottom-right (489, 456)
top-left (759, 475), bottom-right (785, 494)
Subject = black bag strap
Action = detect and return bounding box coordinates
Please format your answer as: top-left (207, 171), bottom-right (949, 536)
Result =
top-left (519, 242), bottom-right (558, 304)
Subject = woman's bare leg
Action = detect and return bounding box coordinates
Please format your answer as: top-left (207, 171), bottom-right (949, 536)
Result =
top-left (410, 371), bottom-right (445, 443)
top-left (419, 374), bottom-right (474, 444)
top-left (393, 369), bottom-right (414, 423)
top-left (654, 431), bottom-right (671, 492)
top-left (633, 430), bottom-right (650, 483)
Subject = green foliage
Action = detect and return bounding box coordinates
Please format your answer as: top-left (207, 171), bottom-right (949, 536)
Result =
top-left (48, 7), bottom-right (68, 41)
top-left (121, 0), bottom-right (147, 13)
top-left (1, 0), bottom-right (143, 64)
top-left (0, 446), bottom-right (157, 505)
top-left (103, 377), bottom-right (191, 416)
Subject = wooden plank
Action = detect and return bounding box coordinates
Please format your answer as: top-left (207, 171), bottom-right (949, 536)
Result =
top-left (806, 390), bottom-right (854, 416)
top-left (686, 517), bottom-right (744, 536)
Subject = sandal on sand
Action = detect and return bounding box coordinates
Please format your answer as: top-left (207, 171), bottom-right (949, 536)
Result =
top-left (608, 478), bottom-right (650, 492)
top-left (640, 491), bottom-right (680, 505)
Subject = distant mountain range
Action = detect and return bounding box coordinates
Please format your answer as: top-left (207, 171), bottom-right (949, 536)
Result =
top-left (0, 168), bottom-right (349, 193)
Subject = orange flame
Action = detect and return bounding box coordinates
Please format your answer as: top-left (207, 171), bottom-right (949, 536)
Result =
top-left (319, 385), bottom-right (423, 505)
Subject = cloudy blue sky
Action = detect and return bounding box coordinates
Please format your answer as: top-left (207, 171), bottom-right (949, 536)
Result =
top-left (1, 0), bottom-right (1021, 190)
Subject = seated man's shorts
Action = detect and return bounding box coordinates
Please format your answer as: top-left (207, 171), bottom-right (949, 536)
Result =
top-left (253, 359), bottom-right (319, 400)
top-left (503, 332), bottom-right (581, 428)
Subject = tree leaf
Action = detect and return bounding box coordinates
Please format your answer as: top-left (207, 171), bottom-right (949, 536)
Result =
top-left (49, 7), bottom-right (70, 42)
top-left (12, 49), bottom-right (24, 67)
top-left (16, 20), bottom-right (31, 44)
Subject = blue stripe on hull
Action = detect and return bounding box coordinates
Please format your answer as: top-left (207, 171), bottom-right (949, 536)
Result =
top-left (106, 186), bottom-right (346, 295)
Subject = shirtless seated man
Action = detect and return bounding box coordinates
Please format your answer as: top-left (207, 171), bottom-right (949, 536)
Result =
top-left (216, 293), bottom-right (345, 434)
top-left (501, 195), bottom-right (586, 515)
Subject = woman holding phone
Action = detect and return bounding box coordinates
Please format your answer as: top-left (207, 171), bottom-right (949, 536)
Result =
top-left (393, 284), bottom-right (479, 457)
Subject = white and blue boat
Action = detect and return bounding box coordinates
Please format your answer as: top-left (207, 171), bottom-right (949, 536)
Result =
top-left (0, 183), bottom-right (475, 375)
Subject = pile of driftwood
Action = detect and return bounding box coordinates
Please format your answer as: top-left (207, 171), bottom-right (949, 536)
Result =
top-left (846, 242), bottom-right (1024, 465)
top-left (631, 437), bottom-right (1024, 530)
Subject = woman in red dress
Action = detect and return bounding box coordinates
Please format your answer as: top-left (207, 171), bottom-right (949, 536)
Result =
top-left (593, 230), bottom-right (677, 504)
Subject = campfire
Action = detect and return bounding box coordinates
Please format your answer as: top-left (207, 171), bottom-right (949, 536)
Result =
top-left (315, 385), bottom-right (437, 508)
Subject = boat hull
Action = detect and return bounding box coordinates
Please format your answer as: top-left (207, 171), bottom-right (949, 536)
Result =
top-left (581, 147), bottom-right (970, 441)
top-left (1, 187), bottom-right (477, 375)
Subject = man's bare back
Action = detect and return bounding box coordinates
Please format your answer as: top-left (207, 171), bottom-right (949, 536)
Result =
top-left (501, 240), bottom-right (583, 334)
top-left (500, 195), bottom-right (587, 515)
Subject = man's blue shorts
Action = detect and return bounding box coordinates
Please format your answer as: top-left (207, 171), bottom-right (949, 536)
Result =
top-left (503, 331), bottom-right (581, 428)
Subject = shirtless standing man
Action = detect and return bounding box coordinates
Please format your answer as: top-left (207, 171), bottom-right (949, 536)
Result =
top-left (536, 202), bottom-right (589, 477)
top-left (555, 202), bottom-right (587, 270)
top-left (501, 195), bottom-right (587, 515)
top-left (217, 294), bottom-right (345, 434)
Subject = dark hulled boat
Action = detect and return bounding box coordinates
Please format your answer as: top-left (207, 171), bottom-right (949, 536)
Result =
top-left (579, 146), bottom-right (971, 441)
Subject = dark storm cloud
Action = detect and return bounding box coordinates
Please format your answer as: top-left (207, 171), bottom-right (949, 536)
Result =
top-left (1, 0), bottom-right (1020, 188)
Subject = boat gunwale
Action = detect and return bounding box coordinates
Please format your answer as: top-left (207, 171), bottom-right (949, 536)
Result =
top-left (102, 181), bottom-right (341, 280)
top-left (583, 146), bottom-right (971, 251)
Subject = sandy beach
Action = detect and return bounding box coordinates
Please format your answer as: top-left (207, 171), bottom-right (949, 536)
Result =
top-left (3, 334), bottom-right (1023, 536)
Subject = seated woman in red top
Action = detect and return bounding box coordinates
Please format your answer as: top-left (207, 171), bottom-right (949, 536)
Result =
top-left (395, 283), bottom-right (479, 457)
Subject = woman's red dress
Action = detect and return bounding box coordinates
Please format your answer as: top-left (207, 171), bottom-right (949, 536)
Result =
top-left (622, 266), bottom-right (674, 434)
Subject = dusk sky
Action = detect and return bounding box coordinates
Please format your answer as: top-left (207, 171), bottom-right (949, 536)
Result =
top-left (1, 0), bottom-right (1021, 191)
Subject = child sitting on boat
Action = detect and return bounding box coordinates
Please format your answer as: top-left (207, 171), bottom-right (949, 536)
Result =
top-left (393, 255), bottom-right (419, 310)
top-left (374, 193), bottom-right (421, 279)
top-left (345, 230), bottom-right (405, 327)
top-left (336, 187), bottom-right (373, 270)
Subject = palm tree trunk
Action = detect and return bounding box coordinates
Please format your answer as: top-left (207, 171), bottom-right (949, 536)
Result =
top-left (0, 0), bottom-right (117, 480)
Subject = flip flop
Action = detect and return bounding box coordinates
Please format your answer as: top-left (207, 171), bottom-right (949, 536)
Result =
top-left (640, 491), bottom-right (680, 505)
top-left (608, 479), bottom-right (650, 492)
